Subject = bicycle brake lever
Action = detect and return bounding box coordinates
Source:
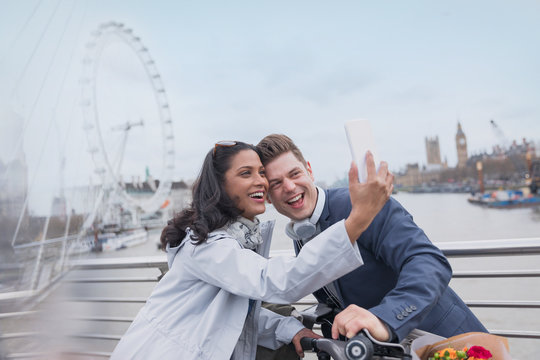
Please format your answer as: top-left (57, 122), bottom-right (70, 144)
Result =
top-left (311, 338), bottom-right (347, 358)
top-left (360, 329), bottom-right (411, 359)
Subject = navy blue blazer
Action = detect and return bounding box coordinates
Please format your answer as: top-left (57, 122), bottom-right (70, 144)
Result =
top-left (299, 188), bottom-right (487, 341)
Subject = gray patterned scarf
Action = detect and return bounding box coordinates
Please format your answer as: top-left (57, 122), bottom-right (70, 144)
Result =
top-left (224, 217), bottom-right (263, 250)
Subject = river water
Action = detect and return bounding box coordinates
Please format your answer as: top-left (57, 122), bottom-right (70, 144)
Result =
top-left (77, 193), bottom-right (539, 358)
top-left (97, 192), bottom-right (540, 257)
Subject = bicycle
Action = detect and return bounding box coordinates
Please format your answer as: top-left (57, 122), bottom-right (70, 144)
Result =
top-left (300, 328), bottom-right (413, 360)
top-left (298, 303), bottom-right (420, 360)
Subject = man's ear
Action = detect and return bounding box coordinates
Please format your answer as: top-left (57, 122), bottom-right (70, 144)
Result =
top-left (266, 194), bottom-right (272, 204)
top-left (306, 161), bottom-right (315, 181)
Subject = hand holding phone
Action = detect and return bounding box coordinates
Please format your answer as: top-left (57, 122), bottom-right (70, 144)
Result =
top-left (344, 119), bottom-right (378, 183)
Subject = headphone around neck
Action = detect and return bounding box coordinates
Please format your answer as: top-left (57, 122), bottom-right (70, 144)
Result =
top-left (285, 187), bottom-right (325, 240)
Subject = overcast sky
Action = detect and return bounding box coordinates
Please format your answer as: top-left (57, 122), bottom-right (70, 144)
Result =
top-left (1, 0), bottom-right (539, 213)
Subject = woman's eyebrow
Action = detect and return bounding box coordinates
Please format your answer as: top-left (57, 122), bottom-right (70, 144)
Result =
top-left (235, 165), bottom-right (253, 171)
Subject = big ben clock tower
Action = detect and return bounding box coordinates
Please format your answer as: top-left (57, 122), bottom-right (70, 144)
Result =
top-left (456, 122), bottom-right (468, 168)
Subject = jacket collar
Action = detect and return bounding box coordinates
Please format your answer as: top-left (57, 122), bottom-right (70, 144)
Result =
top-left (166, 220), bottom-right (276, 268)
top-left (318, 187), bottom-right (332, 228)
top-left (257, 219), bottom-right (275, 258)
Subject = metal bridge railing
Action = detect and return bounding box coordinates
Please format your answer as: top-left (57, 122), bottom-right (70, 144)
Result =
top-left (1, 237), bottom-right (540, 358)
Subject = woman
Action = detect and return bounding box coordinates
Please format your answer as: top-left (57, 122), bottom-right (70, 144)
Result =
top-left (110, 141), bottom-right (393, 360)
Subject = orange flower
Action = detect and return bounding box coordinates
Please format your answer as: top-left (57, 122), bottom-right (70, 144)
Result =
top-left (437, 347), bottom-right (456, 358)
top-left (444, 348), bottom-right (456, 357)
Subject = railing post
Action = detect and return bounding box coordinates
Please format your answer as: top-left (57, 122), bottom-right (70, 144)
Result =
top-left (29, 217), bottom-right (51, 290)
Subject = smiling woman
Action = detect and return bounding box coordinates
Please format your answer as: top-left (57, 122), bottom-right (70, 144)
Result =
top-left (109, 140), bottom-right (393, 360)
top-left (223, 148), bottom-right (268, 221)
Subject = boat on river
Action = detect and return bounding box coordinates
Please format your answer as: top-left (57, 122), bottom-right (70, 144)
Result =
top-left (467, 189), bottom-right (540, 208)
top-left (90, 228), bottom-right (149, 252)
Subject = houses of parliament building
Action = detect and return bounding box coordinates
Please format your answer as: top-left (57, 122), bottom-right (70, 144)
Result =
top-left (396, 123), bottom-right (535, 189)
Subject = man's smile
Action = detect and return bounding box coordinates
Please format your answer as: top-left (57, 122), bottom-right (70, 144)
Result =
top-left (287, 193), bottom-right (304, 208)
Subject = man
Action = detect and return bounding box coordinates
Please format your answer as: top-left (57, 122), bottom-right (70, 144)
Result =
top-left (256, 134), bottom-right (487, 343)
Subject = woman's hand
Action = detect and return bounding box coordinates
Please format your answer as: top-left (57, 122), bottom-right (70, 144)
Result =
top-left (291, 327), bottom-right (322, 358)
top-left (344, 151), bottom-right (394, 243)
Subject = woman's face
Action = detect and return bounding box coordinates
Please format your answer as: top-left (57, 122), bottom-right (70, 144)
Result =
top-left (224, 149), bottom-right (268, 220)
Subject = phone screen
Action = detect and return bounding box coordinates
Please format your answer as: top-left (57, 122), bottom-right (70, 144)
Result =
top-left (344, 119), bottom-right (378, 183)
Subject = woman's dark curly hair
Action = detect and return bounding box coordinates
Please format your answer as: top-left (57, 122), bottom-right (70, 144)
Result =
top-left (160, 141), bottom-right (259, 249)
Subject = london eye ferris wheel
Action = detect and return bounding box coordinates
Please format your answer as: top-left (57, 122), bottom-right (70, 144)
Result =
top-left (80, 22), bottom-right (175, 226)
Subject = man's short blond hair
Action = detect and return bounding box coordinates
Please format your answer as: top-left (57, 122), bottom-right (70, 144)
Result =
top-left (256, 134), bottom-right (307, 167)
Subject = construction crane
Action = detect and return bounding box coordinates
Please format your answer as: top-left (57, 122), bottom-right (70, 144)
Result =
top-left (111, 119), bottom-right (144, 175)
top-left (489, 119), bottom-right (528, 177)
top-left (489, 119), bottom-right (510, 149)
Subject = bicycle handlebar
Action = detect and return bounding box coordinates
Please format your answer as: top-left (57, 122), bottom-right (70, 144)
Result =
top-left (300, 329), bottom-right (411, 360)
top-left (300, 337), bottom-right (317, 351)
top-left (345, 333), bottom-right (374, 360)
top-left (300, 337), bottom-right (344, 360)
top-left (297, 305), bottom-right (413, 359)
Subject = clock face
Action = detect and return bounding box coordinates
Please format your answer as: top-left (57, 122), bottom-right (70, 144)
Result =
top-left (459, 138), bottom-right (466, 146)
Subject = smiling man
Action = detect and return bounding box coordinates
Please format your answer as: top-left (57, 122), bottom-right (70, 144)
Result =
top-left (256, 134), bottom-right (487, 343)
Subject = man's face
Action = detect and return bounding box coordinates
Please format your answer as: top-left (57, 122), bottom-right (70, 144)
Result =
top-left (264, 151), bottom-right (318, 221)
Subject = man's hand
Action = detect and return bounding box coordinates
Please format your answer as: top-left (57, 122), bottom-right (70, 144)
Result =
top-left (291, 327), bottom-right (322, 358)
top-left (344, 152), bottom-right (394, 242)
top-left (331, 304), bottom-right (390, 342)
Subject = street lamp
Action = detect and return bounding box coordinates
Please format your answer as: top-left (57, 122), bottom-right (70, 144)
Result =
top-left (476, 161), bottom-right (484, 194)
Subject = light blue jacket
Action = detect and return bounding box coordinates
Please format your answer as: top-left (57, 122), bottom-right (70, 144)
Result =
top-left (110, 220), bottom-right (363, 360)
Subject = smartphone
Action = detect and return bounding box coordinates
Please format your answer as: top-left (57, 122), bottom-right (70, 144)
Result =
top-left (344, 119), bottom-right (378, 183)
